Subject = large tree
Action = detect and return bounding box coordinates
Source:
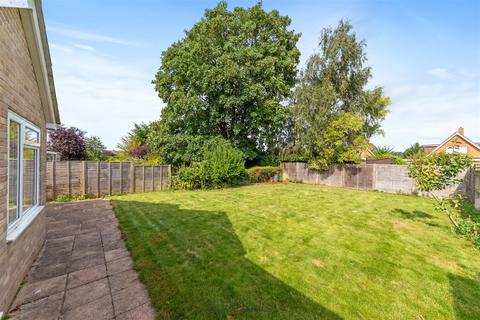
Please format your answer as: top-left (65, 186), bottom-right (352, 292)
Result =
top-left (153, 1), bottom-right (301, 160)
top-left (288, 20), bottom-right (390, 169)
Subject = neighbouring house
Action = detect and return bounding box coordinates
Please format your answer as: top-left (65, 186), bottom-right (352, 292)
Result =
top-left (0, 0), bottom-right (60, 315)
top-left (421, 127), bottom-right (480, 161)
top-left (360, 148), bottom-right (375, 161)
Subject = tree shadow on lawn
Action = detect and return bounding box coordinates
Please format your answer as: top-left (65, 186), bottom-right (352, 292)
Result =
top-left (113, 200), bottom-right (342, 320)
top-left (448, 273), bottom-right (480, 319)
top-left (392, 208), bottom-right (453, 230)
top-left (392, 208), bottom-right (434, 220)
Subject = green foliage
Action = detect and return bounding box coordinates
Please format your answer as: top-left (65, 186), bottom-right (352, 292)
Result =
top-left (408, 152), bottom-right (472, 229)
top-left (246, 166), bottom-right (282, 183)
top-left (148, 130), bottom-right (208, 168)
top-left (118, 122), bottom-right (150, 152)
top-left (373, 146), bottom-right (395, 158)
top-left (153, 2), bottom-right (301, 160)
top-left (85, 136), bottom-right (107, 160)
top-left (451, 196), bottom-right (480, 249)
top-left (307, 112), bottom-right (369, 170)
top-left (176, 138), bottom-right (245, 189)
top-left (408, 153), bottom-right (472, 193)
top-left (403, 142), bottom-right (424, 159)
top-left (287, 20), bottom-right (389, 168)
top-left (372, 145), bottom-right (405, 165)
top-left (51, 193), bottom-right (95, 203)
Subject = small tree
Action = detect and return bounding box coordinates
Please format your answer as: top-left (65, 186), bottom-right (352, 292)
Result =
top-left (86, 136), bottom-right (107, 160)
top-left (408, 153), bottom-right (472, 228)
top-left (403, 142), bottom-right (424, 159)
top-left (48, 126), bottom-right (87, 160)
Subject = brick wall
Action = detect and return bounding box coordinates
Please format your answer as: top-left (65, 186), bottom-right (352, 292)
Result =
top-left (0, 8), bottom-right (48, 312)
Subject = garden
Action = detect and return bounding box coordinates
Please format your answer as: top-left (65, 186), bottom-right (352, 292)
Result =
top-left (112, 183), bottom-right (480, 319)
top-left (44, 3), bottom-right (480, 318)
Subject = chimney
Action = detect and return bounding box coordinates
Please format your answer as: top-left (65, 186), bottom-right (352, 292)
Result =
top-left (458, 127), bottom-right (465, 135)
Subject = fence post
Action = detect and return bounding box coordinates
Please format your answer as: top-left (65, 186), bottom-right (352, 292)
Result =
top-left (151, 166), bottom-right (154, 191)
top-left (142, 166), bottom-right (146, 193)
top-left (52, 160), bottom-right (56, 199)
top-left (168, 165), bottom-right (172, 189)
top-left (119, 162), bottom-right (123, 194)
top-left (108, 162), bottom-right (112, 195)
top-left (159, 166), bottom-right (164, 190)
top-left (97, 161), bottom-right (100, 197)
top-left (129, 163), bottom-right (135, 193)
top-left (82, 161), bottom-right (87, 195)
top-left (67, 160), bottom-right (71, 196)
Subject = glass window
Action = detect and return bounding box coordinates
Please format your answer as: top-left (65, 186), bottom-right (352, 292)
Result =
top-left (446, 146), bottom-right (467, 154)
top-left (7, 112), bottom-right (41, 232)
top-left (22, 148), bottom-right (38, 211)
top-left (25, 127), bottom-right (39, 144)
top-left (8, 121), bottom-right (20, 226)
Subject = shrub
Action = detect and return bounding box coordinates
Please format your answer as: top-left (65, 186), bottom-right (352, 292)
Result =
top-left (48, 126), bottom-right (87, 160)
top-left (408, 152), bottom-right (472, 228)
top-left (452, 196), bottom-right (480, 250)
top-left (176, 165), bottom-right (203, 190)
top-left (246, 166), bottom-right (283, 183)
top-left (176, 138), bottom-right (245, 189)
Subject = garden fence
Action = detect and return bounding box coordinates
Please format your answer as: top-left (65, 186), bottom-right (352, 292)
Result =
top-left (46, 161), bottom-right (171, 201)
top-left (281, 162), bottom-right (480, 207)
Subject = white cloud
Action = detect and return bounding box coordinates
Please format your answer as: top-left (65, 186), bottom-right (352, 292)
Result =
top-left (428, 68), bottom-right (451, 80)
top-left (50, 43), bottom-right (163, 149)
top-left (48, 26), bottom-right (141, 47)
top-left (371, 74), bottom-right (480, 151)
top-left (71, 43), bottom-right (95, 51)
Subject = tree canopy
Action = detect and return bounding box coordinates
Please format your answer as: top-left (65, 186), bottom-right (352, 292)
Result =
top-left (153, 1), bottom-right (301, 160)
top-left (85, 136), bottom-right (107, 161)
top-left (287, 20), bottom-right (390, 169)
top-left (48, 126), bottom-right (87, 160)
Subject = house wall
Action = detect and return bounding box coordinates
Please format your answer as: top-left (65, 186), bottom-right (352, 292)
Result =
top-left (0, 7), bottom-right (47, 312)
top-left (433, 136), bottom-right (480, 158)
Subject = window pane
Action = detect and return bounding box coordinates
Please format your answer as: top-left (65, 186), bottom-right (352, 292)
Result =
top-left (22, 147), bottom-right (38, 212)
top-left (25, 127), bottom-right (39, 143)
top-left (8, 121), bottom-right (20, 225)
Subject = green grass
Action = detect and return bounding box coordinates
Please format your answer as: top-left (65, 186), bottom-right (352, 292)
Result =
top-left (111, 184), bottom-right (480, 319)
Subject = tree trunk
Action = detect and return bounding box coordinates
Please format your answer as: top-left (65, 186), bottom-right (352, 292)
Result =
top-left (429, 192), bottom-right (459, 229)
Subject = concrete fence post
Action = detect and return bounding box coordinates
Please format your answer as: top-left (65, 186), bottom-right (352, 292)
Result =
top-left (129, 163), bottom-right (135, 193)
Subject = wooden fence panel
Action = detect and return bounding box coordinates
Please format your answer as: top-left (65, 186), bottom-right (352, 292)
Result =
top-left (46, 161), bottom-right (171, 200)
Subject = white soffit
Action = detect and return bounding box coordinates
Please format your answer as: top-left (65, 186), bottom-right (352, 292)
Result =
top-left (0, 0), bottom-right (29, 8)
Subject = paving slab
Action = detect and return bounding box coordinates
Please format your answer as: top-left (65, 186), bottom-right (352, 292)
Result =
top-left (8, 200), bottom-right (155, 320)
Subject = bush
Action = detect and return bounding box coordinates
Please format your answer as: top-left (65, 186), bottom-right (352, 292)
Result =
top-left (246, 166), bottom-right (283, 183)
top-left (176, 138), bottom-right (245, 189)
top-left (176, 165), bottom-right (203, 190)
top-left (48, 126), bottom-right (87, 160)
top-left (452, 196), bottom-right (480, 250)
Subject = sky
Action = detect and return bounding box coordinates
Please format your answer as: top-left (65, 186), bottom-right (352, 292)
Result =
top-left (42, 0), bottom-right (480, 151)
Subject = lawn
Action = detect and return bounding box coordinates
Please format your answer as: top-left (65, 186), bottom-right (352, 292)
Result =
top-left (111, 183), bottom-right (480, 319)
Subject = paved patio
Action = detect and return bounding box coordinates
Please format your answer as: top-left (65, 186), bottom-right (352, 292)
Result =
top-left (8, 200), bottom-right (155, 320)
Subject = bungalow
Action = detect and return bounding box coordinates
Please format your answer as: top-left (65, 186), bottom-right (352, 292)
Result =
top-left (0, 0), bottom-right (60, 315)
top-left (421, 127), bottom-right (480, 160)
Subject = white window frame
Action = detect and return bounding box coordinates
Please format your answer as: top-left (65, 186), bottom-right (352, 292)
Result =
top-left (7, 111), bottom-right (42, 242)
top-left (446, 145), bottom-right (467, 154)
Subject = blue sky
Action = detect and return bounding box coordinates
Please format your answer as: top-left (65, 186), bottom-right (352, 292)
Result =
top-left (42, 0), bottom-right (480, 150)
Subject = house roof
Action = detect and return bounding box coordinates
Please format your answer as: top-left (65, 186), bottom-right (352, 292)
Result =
top-left (1, 0), bottom-right (60, 126)
top-left (432, 129), bottom-right (480, 153)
